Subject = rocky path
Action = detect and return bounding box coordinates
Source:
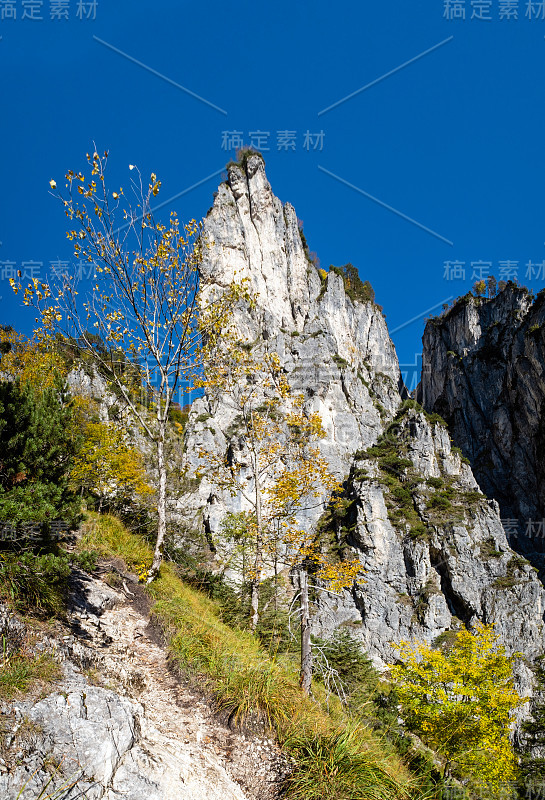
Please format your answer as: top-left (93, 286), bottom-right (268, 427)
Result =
top-left (0, 566), bottom-right (289, 799)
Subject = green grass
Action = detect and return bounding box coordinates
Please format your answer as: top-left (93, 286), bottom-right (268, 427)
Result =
top-left (78, 513), bottom-right (418, 800)
top-left (0, 649), bottom-right (59, 701)
top-left (285, 725), bottom-right (409, 800)
top-left (15, 767), bottom-right (87, 800)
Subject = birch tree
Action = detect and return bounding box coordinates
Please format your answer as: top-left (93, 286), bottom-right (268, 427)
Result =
top-left (195, 334), bottom-right (298, 629)
top-left (196, 326), bottom-right (362, 692)
top-left (11, 149), bottom-right (242, 581)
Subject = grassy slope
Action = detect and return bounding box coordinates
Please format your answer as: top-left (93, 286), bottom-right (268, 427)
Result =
top-left (78, 512), bottom-right (420, 800)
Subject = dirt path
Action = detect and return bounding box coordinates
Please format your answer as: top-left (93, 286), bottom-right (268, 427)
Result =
top-left (0, 565), bottom-right (290, 800)
top-left (64, 565), bottom-right (290, 799)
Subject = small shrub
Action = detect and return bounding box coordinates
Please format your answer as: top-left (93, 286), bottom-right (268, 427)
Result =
top-left (425, 412), bottom-right (447, 427)
top-left (229, 147), bottom-right (265, 171)
top-left (395, 399), bottom-right (423, 419)
top-left (464, 490), bottom-right (483, 504)
top-left (329, 265), bottom-right (378, 306)
top-left (408, 524), bottom-right (428, 539)
top-left (428, 494), bottom-right (453, 512)
top-left (380, 455), bottom-right (412, 475)
top-left (313, 628), bottom-right (378, 701)
top-left (451, 446), bottom-right (470, 465)
top-left (332, 354), bottom-right (349, 369)
top-left (70, 549), bottom-right (99, 573)
top-left (391, 485), bottom-right (412, 505)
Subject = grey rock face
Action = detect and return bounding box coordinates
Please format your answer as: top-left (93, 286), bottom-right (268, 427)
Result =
top-left (181, 155), bottom-right (402, 537)
top-left (8, 680), bottom-right (140, 800)
top-left (314, 410), bottom-right (545, 678)
top-left (418, 285), bottom-right (545, 559)
top-left (4, 677), bottom-right (248, 800)
top-left (67, 367), bottom-right (113, 423)
top-left (178, 158), bottom-right (545, 692)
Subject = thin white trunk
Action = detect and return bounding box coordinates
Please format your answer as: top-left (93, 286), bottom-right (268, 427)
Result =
top-left (148, 416), bottom-right (167, 583)
top-left (299, 568), bottom-right (312, 695)
top-left (250, 479), bottom-right (263, 631)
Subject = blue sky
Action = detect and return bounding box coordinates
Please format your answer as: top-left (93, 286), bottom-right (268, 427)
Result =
top-left (1, 0), bottom-right (545, 389)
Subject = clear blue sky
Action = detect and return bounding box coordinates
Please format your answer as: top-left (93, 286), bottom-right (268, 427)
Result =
top-left (1, 0), bottom-right (544, 390)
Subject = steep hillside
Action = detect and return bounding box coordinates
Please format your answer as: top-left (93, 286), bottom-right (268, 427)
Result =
top-left (0, 514), bottom-right (414, 800)
top-left (2, 155), bottom-right (544, 799)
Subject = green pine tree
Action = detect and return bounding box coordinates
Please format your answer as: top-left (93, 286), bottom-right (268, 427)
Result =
top-left (0, 379), bottom-right (80, 544)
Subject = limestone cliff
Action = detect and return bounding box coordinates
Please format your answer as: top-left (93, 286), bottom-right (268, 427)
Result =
top-left (181, 153), bottom-right (402, 539)
top-left (418, 285), bottom-right (545, 563)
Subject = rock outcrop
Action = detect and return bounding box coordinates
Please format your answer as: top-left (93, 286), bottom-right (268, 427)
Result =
top-left (313, 406), bottom-right (543, 706)
top-left (176, 155), bottom-right (545, 690)
top-left (182, 154), bottom-right (403, 537)
top-left (418, 285), bottom-right (545, 563)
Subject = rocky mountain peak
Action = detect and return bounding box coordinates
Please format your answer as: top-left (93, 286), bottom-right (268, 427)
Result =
top-left (201, 154), bottom-right (401, 395)
top-left (201, 152), bottom-right (316, 332)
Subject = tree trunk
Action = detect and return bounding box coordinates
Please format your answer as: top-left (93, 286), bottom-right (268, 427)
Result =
top-left (273, 539), bottom-right (278, 616)
top-left (148, 421), bottom-right (167, 583)
top-left (299, 567), bottom-right (312, 695)
top-left (250, 481), bottom-right (263, 631)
